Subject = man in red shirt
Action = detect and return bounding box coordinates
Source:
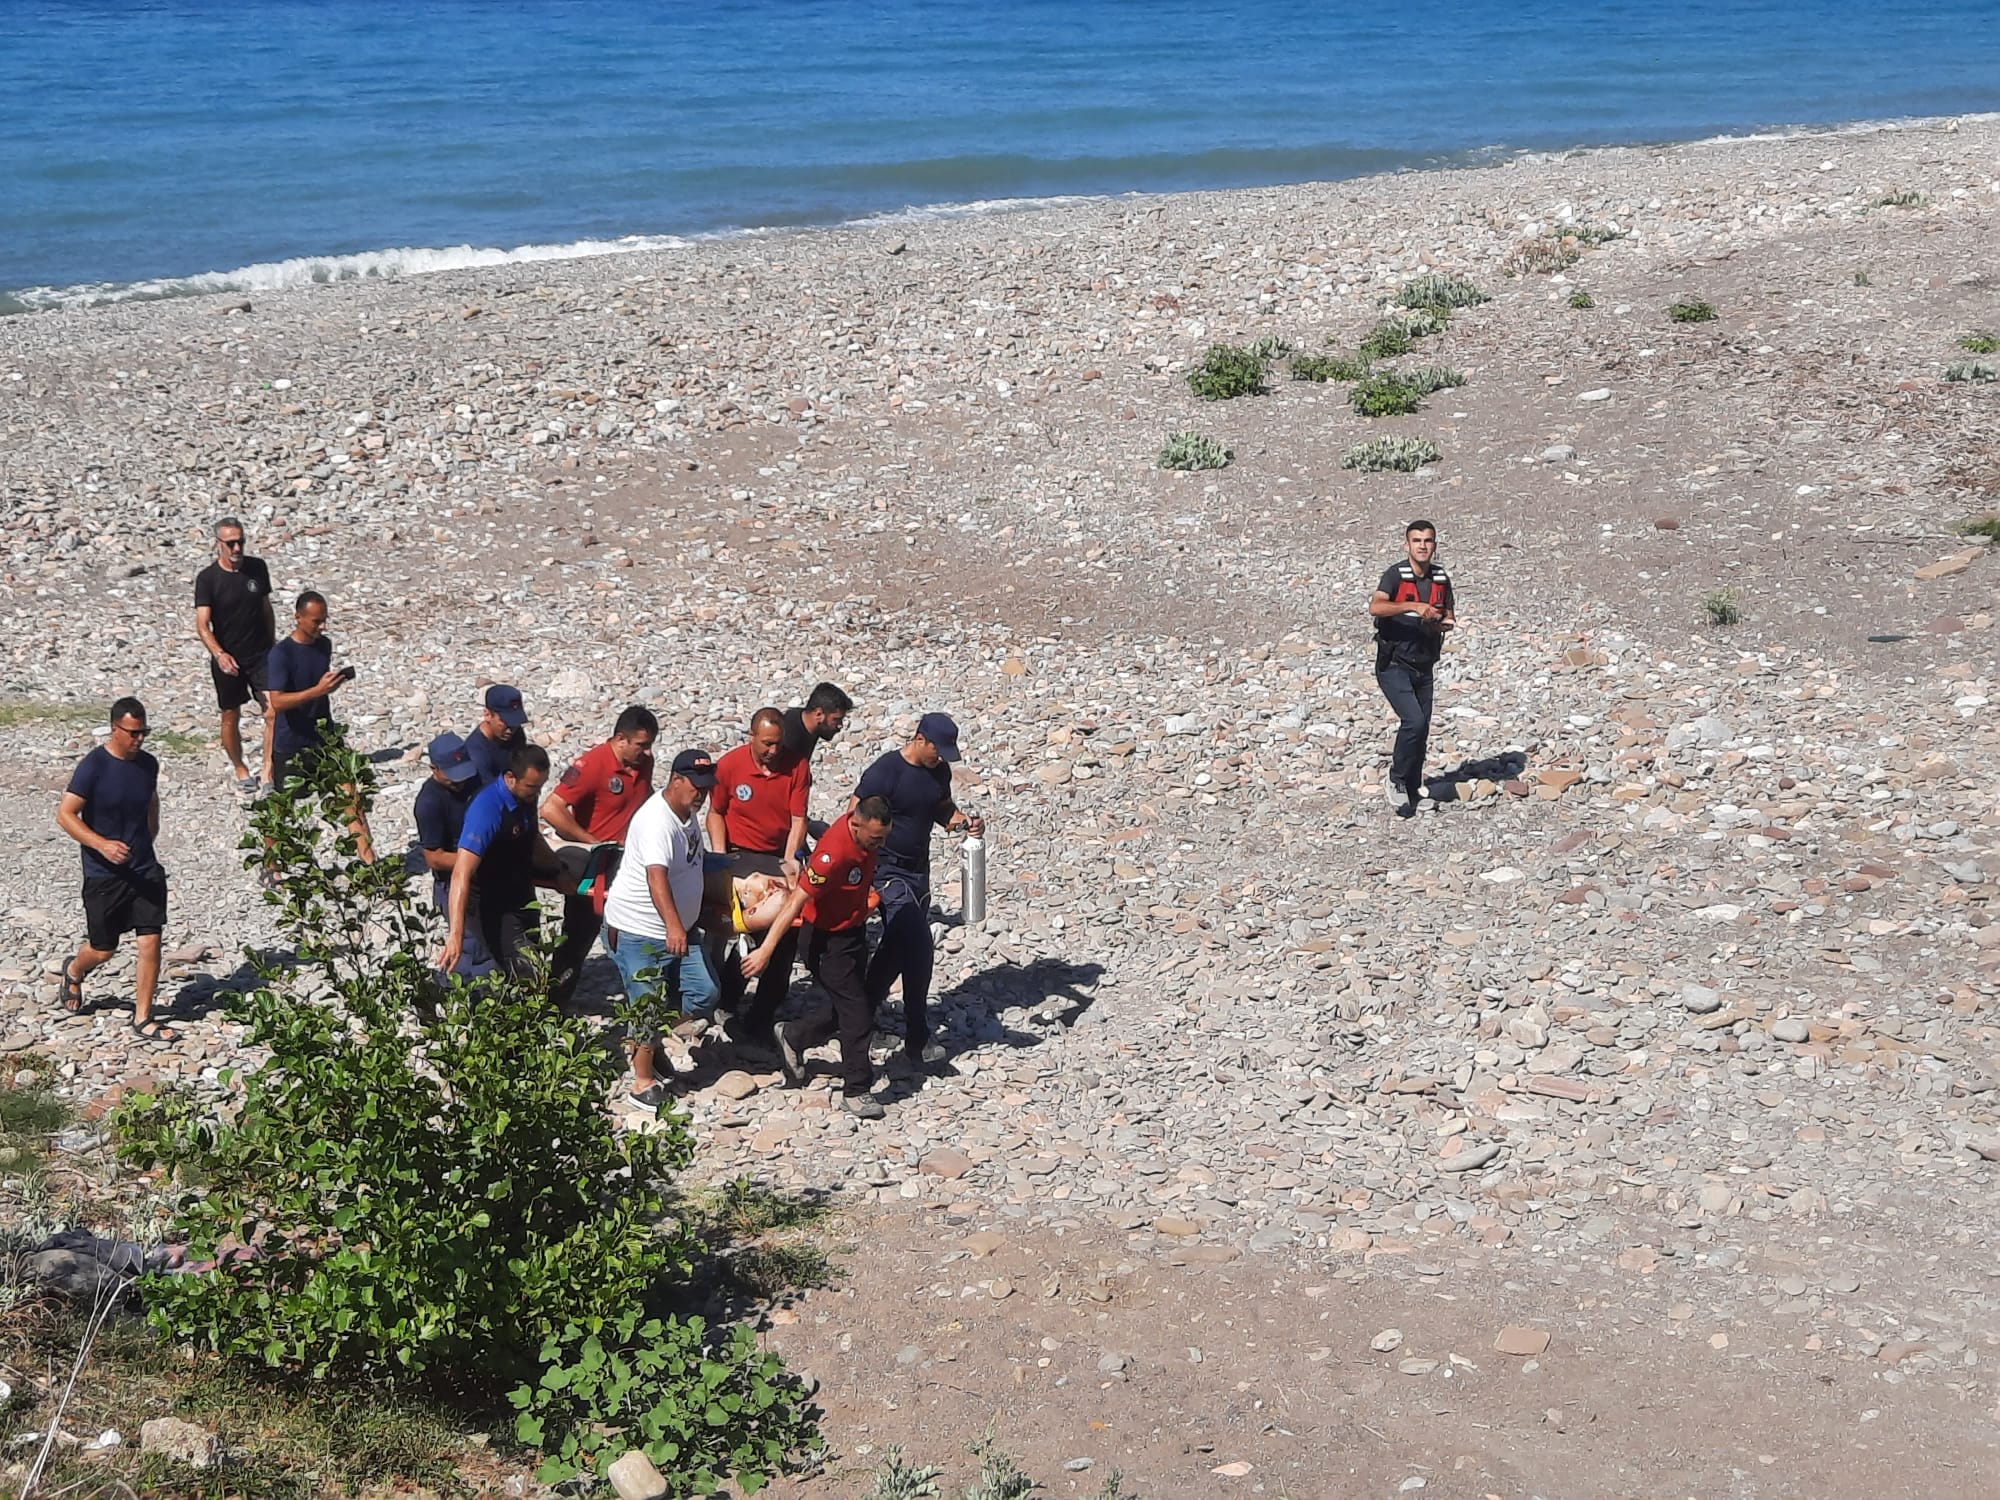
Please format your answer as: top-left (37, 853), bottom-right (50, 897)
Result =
top-left (744, 797), bottom-right (893, 1118)
top-left (704, 706), bottom-right (812, 1056)
top-left (540, 705), bottom-right (658, 1009)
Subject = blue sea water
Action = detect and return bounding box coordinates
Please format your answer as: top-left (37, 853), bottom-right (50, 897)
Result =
top-left (4, 0), bottom-right (1998, 312)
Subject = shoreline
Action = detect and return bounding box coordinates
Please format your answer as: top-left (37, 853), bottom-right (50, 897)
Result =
top-left (6, 108), bottom-right (1996, 317)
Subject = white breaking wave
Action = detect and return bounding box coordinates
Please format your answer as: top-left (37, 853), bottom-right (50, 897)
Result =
top-left (2, 234), bottom-right (694, 313)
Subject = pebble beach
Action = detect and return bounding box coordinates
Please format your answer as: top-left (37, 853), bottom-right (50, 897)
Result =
top-left (6, 113), bottom-right (2000, 1490)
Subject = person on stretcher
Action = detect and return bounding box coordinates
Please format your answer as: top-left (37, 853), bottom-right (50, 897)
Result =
top-left (704, 867), bottom-right (793, 935)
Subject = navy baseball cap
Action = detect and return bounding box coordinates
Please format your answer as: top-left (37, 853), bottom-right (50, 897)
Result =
top-left (428, 732), bottom-right (478, 783)
top-left (670, 749), bottom-right (718, 788)
top-left (918, 712), bottom-right (962, 762)
top-left (484, 683), bottom-right (528, 727)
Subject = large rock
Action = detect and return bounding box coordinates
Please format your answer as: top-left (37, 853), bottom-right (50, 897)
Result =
top-left (607, 1448), bottom-right (669, 1500)
top-left (140, 1416), bottom-right (220, 1469)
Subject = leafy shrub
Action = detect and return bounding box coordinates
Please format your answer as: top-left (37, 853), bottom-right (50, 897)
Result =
top-left (124, 740), bottom-right (818, 1492)
top-left (965, 1435), bottom-right (1041, 1500)
top-left (1357, 321), bottom-right (1415, 360)
top-left (1185, 344), bottom-right (1268, 400)
top-left (1290, 352), bottom-right (1371, 382)
top-left (1945, 358), bottom-right (1998, 383)
top-left (1156, 432), bottom-right (1231, 470)
top-left (1342, 436), bottom-right (1441, 472)
top-left (865, 1446), bottom-right (945, 1500)
top-left (1564, 224), bottom-right (1627, 245)
top-left (1402, 365), bottom-right (1466, 396)
top-left (1503, 237), bottom-right (1580, 276)
top-left (1955, 514), bottom-right (2000, 542)
top-left (1349, 371), bottom-right (1426, 418)
top-left (1959, 332), bottom-right (2000, 354)
top-left (1853, 269), bottom-right (1872, 286)
top-left (1245, 334), bottom-right (1295, 361)
top-left (1668, 299), bottom-right (1717, 324)
top-left (1871, 190), bottom-right (1925, 208)
top-left (1701, 589), bottom-right (1740, 626)
top-left (1396, 273), bottom-right (1489, 312)
top-left (1568, 290), bottom-right (1596, 309)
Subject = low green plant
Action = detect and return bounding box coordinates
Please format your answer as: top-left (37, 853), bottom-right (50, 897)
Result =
top-left (1959, 332), bottom-right (2000, 354)
top-left (1567, 290), bottom-right (1596, 309)
top-left (1291, 351), bottom-right (1371, 382)
top-left (1396, 273), bottom-right (1488, 312)
top-left (865, 1446), bottom-right (945, 1500)
top-left (1095, 1472), bottom-right (1139, 1500)
top-left (1871, 189), bottom-right (1925, 208)
top-left (1853, 269), bottom-right (1872, 286)
top-left (1245, 334), bottom-right (1295, 361)
top-left (123, 738), bottom-right (819, 1493)
top-left (1185, 344), bottom-right (1268, 400)
top-left (1402, 365), bottom-right (1466, 396)
top-left (1156, 432), bottom-right (1231, 471)
top-left (148, 729), bottom-right (207, 757)
top-left (1349, 371), bottom-right (1426, 418)
top-left (1342, 436), bottom-right (1441, 472)
top-left (1504, 237), bottom-right (1580, 276)
top-left (0, 699), bottom-right (97, 730)
top-left (1668, 299), bottom-right (1717, 324)
top-left (1701, 589), bottom-right (1741, 627)
top-left (1564, 224), bottom-right (1627, 245)
top-left (1945, 358), bottom-right (1998, 382)
top-left (1357, 321), bottom-right (1414, 360)
top-left (1955, 514), bottom-right (2000, 542)
top-left (964, 1435), bottom-right (1041, 1500)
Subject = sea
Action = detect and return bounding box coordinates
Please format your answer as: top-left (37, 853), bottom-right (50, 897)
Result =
top-left (5, 0), bottom-right (1999, 315)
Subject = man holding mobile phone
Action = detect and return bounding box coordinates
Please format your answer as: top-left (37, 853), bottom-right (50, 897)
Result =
top-left (265, 589), bottom-right (376, 861)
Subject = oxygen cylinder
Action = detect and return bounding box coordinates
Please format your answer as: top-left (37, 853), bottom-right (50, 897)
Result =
top-left (961, 833), bottom-right (987, 926)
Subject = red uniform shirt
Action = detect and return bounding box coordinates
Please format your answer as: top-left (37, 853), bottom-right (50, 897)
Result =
top-left (800, 813), bottom-right (877, 932)
top-left (552, 742), bottom-right (654, 843)
top-left (712, 743), bottom-right (810, 854)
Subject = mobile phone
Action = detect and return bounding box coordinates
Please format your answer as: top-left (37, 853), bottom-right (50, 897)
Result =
top-left (335, 665), bottom-right (357, 683)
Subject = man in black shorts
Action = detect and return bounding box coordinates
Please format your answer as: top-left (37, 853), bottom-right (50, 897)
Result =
top-left (193, 517), bottom-right (276, 794)
top-left (1368, 518), bottom-right (1457, 817)
top-left (56, 697), bottom-right (176, 1041)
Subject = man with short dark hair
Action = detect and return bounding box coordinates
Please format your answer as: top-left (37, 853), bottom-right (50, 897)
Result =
top-left (540, 705), bottom-right (659, 1009)
top-left (412, 731), bottom-right (490, 967)
top-left (439, 742), bottom-right (558, 982)
top-left (265, 589), bottom-right (376, 861)
top-left (853, 712), bottom-right (982, 1067)
top-left (1368, 519), bottom-right (1456, 817)
top-left (465, 684), bottom-right (528, 787)
top-left (780, 681), bottom-right (854, 766)
top-left (752, 797), bottom-right (894, 1119)
top-left (602, 749), bottom-right (721, 1111)
top-left (56, 698), bottom-right (175, 1041)
top-left (705, 707), bottom-right (813, 1055)
top-left (193, 517), bottom-right (276, 794)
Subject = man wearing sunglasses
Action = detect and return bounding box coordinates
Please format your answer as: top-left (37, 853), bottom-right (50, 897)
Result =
top-left (193, 517), bottom-right (276, 795)
top-left (56, 697), bottom-right (176, 1041)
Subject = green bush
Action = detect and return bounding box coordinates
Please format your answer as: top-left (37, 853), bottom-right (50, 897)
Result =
top-left (1185, 344), bottom-right (1268, 400)
top-left (1701, 589), bottom-right (1740, 627)
top-left (1568, 290), bottom-right (1596, 309)
top-left (1402, 365), bottom-right (1466, 396)
top-left (1396, 273), bottom-right (1489, 312)
top-left (1945, 358), bottom-right (1998, 383)
top-left (1156, 432), bottom-right (1231, 470)
top-left (1349, 371), bottom-right (1426, 418)
top-left (1564, 224), bottom-right (1627, 245)
top-left (865, 1446), bottom-right (946, 1500)
top-left (1245, 335), bottom-right (1295, 361)
top-left (1342, 436), bottom-right (1441, 472)
top-left (1955, 514), bottom-right (2000, 542)
top-left (1871, 190), bottom-right (1925, 208)
top-left (121, 738), bottom-right (817, 1492)
top-left (1668, 299), bottom-right (1717, 324)
top-left (1959, 332), bottom-right (2000, 354)
top-left (1290, 352), bottom-right (1371, 382)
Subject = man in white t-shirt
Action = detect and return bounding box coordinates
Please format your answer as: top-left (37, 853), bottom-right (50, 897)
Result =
top-left (602, 748), bottom-right (720, 1111)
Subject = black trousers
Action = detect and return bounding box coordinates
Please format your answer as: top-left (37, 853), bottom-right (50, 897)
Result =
top-left (865, 872), bottom-right (934, 1053)
top-left (788, 925), bottom-right (874, 1095)
top-left (478, 904), bottom-right (541, 984)
top-left (1376, 661), bottom-right (1436, 797)
top-left (708, 849), bottom-right (798, 1033)
top-left (547, 890), bottom-right (600, 1010)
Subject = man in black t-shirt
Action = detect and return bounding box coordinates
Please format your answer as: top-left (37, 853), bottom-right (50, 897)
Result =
top-left (851, 712), bottom-right (983, 1067)
top-left (56, 697), bottom-right (177, 1041)
top-left (192, 517), bottom-right (276, 794)
top-left (411, 732), bottom-right (493, 970)
top-left (265, 590), bottom-right (376, 863)
top-left (1368, 519), bottom-right (1457, 817)
top-left (780, 681), bottom-right (853, 767)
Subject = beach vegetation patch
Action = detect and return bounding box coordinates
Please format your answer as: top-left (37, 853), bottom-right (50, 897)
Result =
top-left (1503, 237), bottom-right (1581, 276)
top-left (1958, 332), bottom-right (2000, 354)
top-left (1567, 290), bottom-right (1596, 309)
top-left (1246, 335), bottom-right (1295, 361)
top-left (1954, 514), bottom-right (2000, 543)
top-left (1701, 589), bottom-right (1741, 627)
top-left (1945, 359), bottom-right (1998, 383)
top-left (1342, 436), bottom-right (1442, 472)
top-left (1871, 190), bottom-right (1926, 209)
top-left (1349, 371), bottom-right (1428, 418)
top-left (1564, 224), bottom-right (1627, 246)
top-left (1186, 343), bottom-right (1268, 400)
top-left (1157, 432), bottom-right (1232, 470)
top-left (864, 1446), bottom-right (946, 1499)
top-left (1396, 273), bottom-right (1489, 313)
top-left (1359, 308), bottom-right (1447, 361)
top-left (1402, 365), bottom-right (1467, 396)
top-left (1292, 352), bottom-right (1371, 383)
top-left (1668, 298), bottom-right (1718, 324)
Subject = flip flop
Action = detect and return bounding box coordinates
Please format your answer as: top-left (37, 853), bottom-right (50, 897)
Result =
top-left (130, 1015), bottom-right (179, 1043)
top-left (57, 964), bottom-right (89, 1013)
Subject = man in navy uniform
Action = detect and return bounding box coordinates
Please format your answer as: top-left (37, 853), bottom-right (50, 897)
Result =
top-left (1367, 519), bottom-right (1456, 817)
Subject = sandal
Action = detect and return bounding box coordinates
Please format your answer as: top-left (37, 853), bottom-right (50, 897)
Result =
top-left (130, 1015), bottom-right (180, 1043)
top-left (57, 964), bottom-right (89, 1014)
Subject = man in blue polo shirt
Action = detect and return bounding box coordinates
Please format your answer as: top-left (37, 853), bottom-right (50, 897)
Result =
top-left (438, 742), bottom-right (557, 982)
top-left (852, 712), bottom-right (983, 1067)
top-left (464, 684), bottom-right (529, 787)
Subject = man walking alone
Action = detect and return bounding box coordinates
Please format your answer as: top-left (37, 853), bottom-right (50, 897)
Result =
top-left (1368, 519), bottom-right (1456, 816)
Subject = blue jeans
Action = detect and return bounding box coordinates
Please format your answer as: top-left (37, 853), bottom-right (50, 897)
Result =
top-left (602, 927), bottom-right (718, 1041)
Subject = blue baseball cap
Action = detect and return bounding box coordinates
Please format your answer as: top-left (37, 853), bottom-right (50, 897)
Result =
top-left (918, 712), bottom-right (961, 762)
top-left (428, 732), bottom-right (479, 783)
top-left (484, 683), bottom-right (528, 727)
